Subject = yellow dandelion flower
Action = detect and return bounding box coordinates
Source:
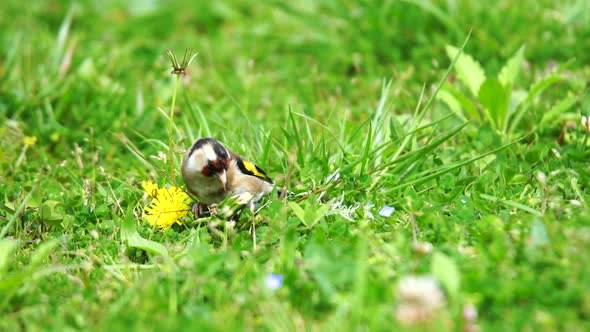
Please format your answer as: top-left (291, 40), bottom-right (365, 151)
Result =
top-left (23, 136), bottom-right (37, 146)
top-left (143, 185), bottom-right (191, 229)
top-left (142, 181), bottom-right (160, 198)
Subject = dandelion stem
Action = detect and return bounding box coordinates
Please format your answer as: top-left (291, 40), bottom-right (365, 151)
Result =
top-left (169, 262), bottom-right (178, 316)
top-left (165, 48), bottom-right (197, 185)
top-left (168, 74), bottom-right (180, 186)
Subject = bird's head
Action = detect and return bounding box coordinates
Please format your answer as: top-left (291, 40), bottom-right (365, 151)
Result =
top-left (182, 138), bottom-right (231, 188)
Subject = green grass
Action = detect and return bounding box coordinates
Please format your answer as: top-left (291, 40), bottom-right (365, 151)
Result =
top-left (1, 1), bottom-right (590, 331)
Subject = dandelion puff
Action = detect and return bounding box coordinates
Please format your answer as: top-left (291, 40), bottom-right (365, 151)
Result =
top-left (395, 275), bottom-right (445, 326)
top-left (143, 183), bottom-right (190, 229)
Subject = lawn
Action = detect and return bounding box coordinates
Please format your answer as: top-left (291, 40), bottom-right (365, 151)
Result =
top-left (1, 1), bottom-right (589, 331)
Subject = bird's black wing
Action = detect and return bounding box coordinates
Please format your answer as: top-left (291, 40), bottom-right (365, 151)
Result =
top-left (232, 152), bottom-right (273, 184)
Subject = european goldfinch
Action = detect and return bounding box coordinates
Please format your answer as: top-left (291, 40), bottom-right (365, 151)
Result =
top-left (181, 137), bottom-right (276, 216)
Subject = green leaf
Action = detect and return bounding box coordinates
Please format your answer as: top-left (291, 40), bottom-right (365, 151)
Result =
top-left (529, 219), bottom-right (551, 249)
top-left (445, 45), bottom-right (486, 97)
top-left (38, 200), bottom-right (65, 226)
top-left (509, 174), bottom-right (529, 185)
top-left (439, 84), bottom-right (480, 121)
top-left (1, 239), bottom-right (58, 304)
top-left (400, 0), bottom-right (463, 39)
top-left (527, 74), bottom-right (566, 102)
top-left (289, 200), bottom-right (330, 229)
top-left (582, 86), bottom-right (590, 113)
top-left (479, 78), bottom-right (509, 131)
top-left (498, 45), bottom-right (526, 87)
top-left (3, 200), bottom-right (15, 212)
top-left (479, 193), bottom-right (542, 216)
top-left (385, 137), bottom-right (522, 193)
top-left (0, 239), bottom-right (18, 278)
top-left (540, 95), bottom-right (578, 126)
top-left (121, 211), bottom-right (169, 257)
top-left (78, 58), bottom-right (98, 80)
top-left (508, 90), bottom-right (528, 116)
top-left (431, 252), bottom-right (461, 300)
top-left (359, 121), bottom-right (372, 176)
top-left (526, 218), bottom-right (552, 260)
top-left (507, 74), bottom-right (566, 134)
top-left (288, 202), bottom-right (305, 223)
top-left (30, 239), bottom-right (59, 268)
top-left (304, 242), bottom-right (356, 297)
top-left (216, 194), bottom-right (249, 219)
top-left (437, 89), bottom-right (462, 114)
top-left (389, 122), bottom-right (469, 177)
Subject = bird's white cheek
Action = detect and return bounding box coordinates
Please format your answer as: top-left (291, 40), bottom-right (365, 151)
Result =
top-left (203, 145), bottom-right (218, 161)
top-left (185, 156), bottom-right (205, 174)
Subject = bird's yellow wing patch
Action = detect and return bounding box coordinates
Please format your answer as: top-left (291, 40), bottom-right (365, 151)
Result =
top-left (242, 160), bottom-right (266, 178)
top-left (237, 158), bottom-right (273, 183)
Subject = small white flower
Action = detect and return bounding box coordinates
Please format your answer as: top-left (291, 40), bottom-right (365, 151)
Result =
top-left (379, 205), bottom-right (395, 217)
top-left (395, 275), bottom-right (445, 325)
top-left (265, 274), bottom-right (284, 290)
top-left (582, 116), bottom-right (590, 132)
top-left (462, 304), bottom-right (480, 332)
top-left (414, 242), bottom-right (433, 255)
top-left (150, 151), bottom-right (168, 162)
top-left (235, 192), bottom-right (254, 205)
top-left (536, 171), bottom-right (547, 186)
top-left (463, 303), bottom-right (478, 322)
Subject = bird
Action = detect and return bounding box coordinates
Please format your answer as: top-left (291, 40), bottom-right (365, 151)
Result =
top-left (181, 137), bottom-right (277, 217)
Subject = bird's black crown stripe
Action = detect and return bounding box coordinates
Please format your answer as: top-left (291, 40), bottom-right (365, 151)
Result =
top-left (211, 141), bottom-right (230, 160)
top-left (188, 137), bottom-right (228, 159)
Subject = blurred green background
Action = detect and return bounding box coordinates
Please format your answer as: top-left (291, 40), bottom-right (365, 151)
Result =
top-left (1, 1), bottom-right (590, 331)
top-left (2, 0), bottom-right (588, 142)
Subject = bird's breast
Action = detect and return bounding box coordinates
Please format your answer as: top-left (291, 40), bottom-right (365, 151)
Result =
top-left (183, 173), bottom-right (228, 205)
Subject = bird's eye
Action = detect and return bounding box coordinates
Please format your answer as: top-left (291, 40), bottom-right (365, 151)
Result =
top-left (201, 165), bottom-right (212, 176)
top-left (201, 159), bottom-right (225, 176)
top-left (220, 158), bottom-right (229, 168)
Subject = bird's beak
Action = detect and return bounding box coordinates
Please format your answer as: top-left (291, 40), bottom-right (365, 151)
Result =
top-left (218, 170), bottom-right (227, 190)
